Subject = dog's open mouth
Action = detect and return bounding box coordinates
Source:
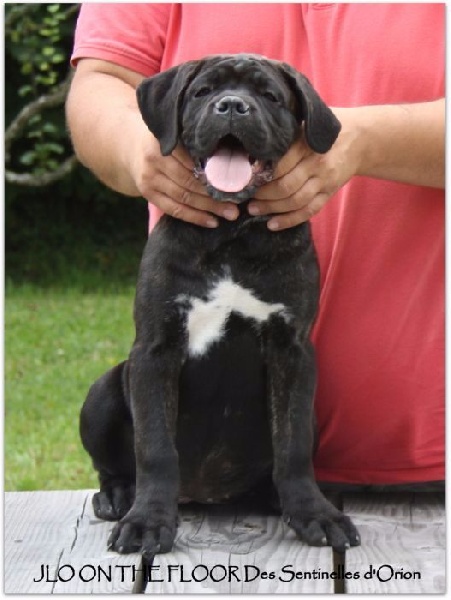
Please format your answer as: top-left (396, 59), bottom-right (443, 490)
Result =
top-left (194, 135), bottom-right (274, 201)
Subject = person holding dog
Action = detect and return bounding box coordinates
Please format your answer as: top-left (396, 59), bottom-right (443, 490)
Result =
top-left (67, 4), bottom-right (444, 491)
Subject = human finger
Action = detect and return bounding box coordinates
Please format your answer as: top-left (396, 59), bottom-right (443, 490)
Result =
top-left (171, 145), bottom-right (197, 170)
top-left (149, 172), bottom-right (240, 221)
top-left (249, 171), bottom-right (319, 216)
top-left (267, 192), bottom-right (329, 231)
top-left (149, 190), bottom-right (221, 229)
top-left (272, 137), bottom-right (311, 180)
top-left (252, 151), bottom-right (315, 204)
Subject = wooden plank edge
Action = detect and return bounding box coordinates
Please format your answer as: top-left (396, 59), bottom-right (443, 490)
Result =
top-left (341, 492), bottom-right (445, 594)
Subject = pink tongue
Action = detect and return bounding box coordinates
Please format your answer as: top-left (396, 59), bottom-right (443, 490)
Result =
top-left (204, 148), bottom-right (252, 193)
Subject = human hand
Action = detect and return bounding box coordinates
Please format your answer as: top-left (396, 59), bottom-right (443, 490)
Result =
top-left (131, 133), bottom-right (240, 228)
top-left (248, 109), bottom-right (362, 230)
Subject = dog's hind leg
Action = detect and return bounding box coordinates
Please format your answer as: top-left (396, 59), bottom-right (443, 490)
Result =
top-left (80, 361), bottom-right (136, 521)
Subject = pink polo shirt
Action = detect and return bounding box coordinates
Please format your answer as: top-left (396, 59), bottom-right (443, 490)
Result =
top-left (72, 3), bottom-right (445, 485)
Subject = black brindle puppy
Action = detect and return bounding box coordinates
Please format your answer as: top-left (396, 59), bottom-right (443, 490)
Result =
top-left (80, 54), bottom-right (360, 556)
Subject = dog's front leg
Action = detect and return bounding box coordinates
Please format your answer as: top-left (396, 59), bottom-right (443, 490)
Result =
top-left (108, 341), bottom-right (182, 556)
top-left (266, 320), bottom-right (360, 553)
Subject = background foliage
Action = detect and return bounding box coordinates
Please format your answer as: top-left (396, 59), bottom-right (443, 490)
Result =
top-left (5, 3), bottom-right (148, 288)
top-left (5, 4), bottom-right (148, 490)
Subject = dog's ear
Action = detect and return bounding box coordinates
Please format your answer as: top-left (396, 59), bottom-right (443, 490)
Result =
top-left (278, 63), bottom-right (341, 154)
top-left (137, 61), bottom-right (201, 156)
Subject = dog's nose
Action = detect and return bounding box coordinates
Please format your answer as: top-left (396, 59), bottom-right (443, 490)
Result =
top-left (214, 95), bottom-right (250, 117)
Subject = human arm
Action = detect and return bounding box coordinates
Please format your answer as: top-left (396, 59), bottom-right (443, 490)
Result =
top-left (65, 59), bottom-right (240, 228)
top-left (249, 99), bottom-right (445, 230)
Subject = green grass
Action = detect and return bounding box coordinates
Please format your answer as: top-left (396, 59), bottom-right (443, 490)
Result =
top-left (5, 283), bottom-right (136, 491)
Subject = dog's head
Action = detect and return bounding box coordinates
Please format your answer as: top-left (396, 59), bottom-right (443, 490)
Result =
top-left (137, 54), bottom-right (341, 202)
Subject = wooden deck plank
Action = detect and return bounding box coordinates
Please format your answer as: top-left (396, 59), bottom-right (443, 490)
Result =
top-left (4, 490), bottom-right (91, 593)
top-left (51, 491), bottom-right (143, 594)
top-left (4, 490), bottom-right (142, 594)
top-left (342, 492), bottom-right (445, 594)
top-left (146, 504), bottom-right (334, 593)
top-left (6, 490), bottom-right (444, 594)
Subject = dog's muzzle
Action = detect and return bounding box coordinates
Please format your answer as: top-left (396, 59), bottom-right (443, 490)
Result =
top-left (193, 134), bottom-right (275, 202)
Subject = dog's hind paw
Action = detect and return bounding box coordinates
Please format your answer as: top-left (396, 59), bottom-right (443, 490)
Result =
top-left (92, 483), bottom-right (135, 521)
top-left (286, 508), bottom-right (360, 554)
top-left (107, 507), bottom-right (177, 555)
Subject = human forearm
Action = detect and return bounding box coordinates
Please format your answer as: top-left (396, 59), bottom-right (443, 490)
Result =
top-left (66, 61), bottom-right (146, 195)
top-left (336, 99), bottom-right (445, 189)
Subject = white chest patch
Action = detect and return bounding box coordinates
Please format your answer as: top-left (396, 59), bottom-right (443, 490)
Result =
top-left (179, 278), bottom-right (286, 357)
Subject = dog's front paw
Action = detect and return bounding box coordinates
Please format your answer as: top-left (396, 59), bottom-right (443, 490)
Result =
top-left (93, 482), bottom-right (135, 521)
top-left (286, 506), bottom-right (360, 553)
top-left (108, 506), bottom-right (178, 556)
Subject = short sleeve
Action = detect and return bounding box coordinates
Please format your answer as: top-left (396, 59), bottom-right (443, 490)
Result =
top-left (70, 3), bottom-right (171, 76)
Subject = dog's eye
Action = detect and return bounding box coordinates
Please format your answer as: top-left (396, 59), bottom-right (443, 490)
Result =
top-left (263, 91), bottom-right (279, 103)
top-left (194, 86), bottom-right (212, 98)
